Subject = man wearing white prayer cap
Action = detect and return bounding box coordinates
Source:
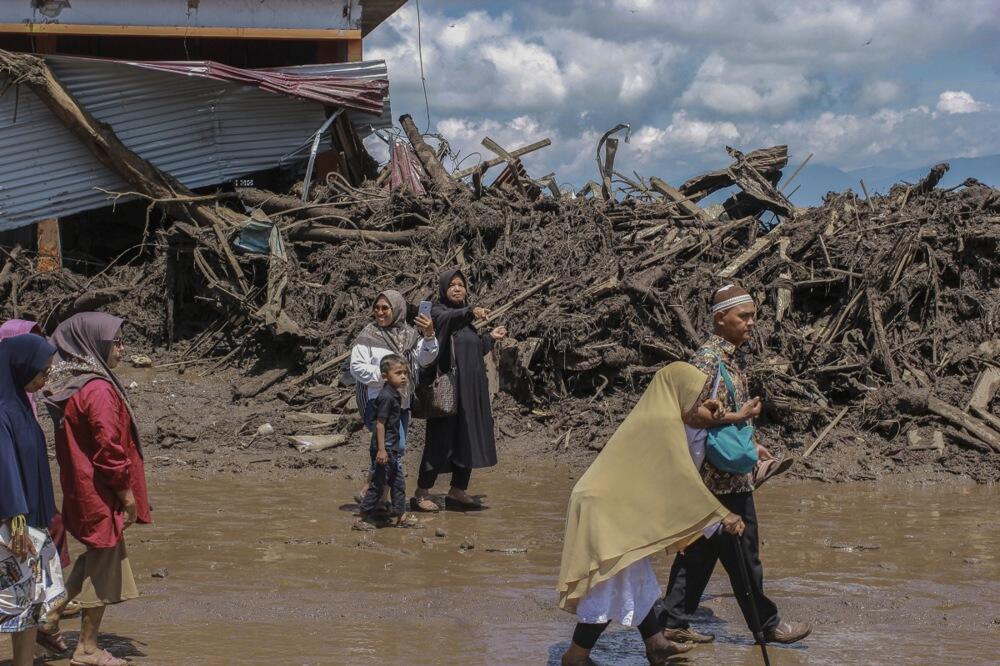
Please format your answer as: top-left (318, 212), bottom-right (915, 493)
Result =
top-left (654, 284), bottom-right (811, 646)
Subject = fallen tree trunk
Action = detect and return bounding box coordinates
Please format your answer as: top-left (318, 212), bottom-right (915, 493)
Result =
top-left (399, 114), bottom-right (460, 194)
top-left (237, 188), bottom-right (354, 219)
top-left (289, 225), bottom-right (429, 245)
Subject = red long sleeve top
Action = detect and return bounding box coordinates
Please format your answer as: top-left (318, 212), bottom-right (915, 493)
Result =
top-left (54, 379), bottom-right (151, 549)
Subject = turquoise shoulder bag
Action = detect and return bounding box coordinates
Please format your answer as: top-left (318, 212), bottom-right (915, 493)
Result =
top-left (705, 363), bottom-right (758, 474)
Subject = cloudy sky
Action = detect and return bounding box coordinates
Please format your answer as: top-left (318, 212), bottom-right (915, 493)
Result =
top-left (365, 0), bottom-right (1000, 193)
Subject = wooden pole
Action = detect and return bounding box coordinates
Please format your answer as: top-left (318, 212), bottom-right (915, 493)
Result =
top-left (399, 114), bottom-right (458, 194)
top-left (36, 219), bottom-right (62, 273)
top-left (803, 406), bottom-right (849, 458)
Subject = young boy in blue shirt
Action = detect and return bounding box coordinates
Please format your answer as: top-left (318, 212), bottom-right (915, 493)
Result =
top-left (357, 354), bottom-right (416, 528)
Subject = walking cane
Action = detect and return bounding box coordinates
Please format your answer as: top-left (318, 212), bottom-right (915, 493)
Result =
top-left (731, 532), bottom-right (772, 666)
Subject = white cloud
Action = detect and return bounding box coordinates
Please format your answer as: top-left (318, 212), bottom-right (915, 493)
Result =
top-left (680, 53), bottom-right (823, 116)
top-left (630, 112), bottom-right (740, 156)
top-left (529, 1), bottom-right (1000, 70)
top-left (367, 5), bottom-right (685, 127)
top-left (936, 90), bottom-right (987, 114)
top-left (480, 40), bottom-right (567, 108)
top-left (859, 80), bottom-right (903, 107)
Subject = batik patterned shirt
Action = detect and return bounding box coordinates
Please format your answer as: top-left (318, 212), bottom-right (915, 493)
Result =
top-left (690, 335), bottom-right (755, 495)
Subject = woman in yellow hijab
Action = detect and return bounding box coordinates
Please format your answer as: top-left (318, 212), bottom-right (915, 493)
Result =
top-left (557, 362), bottom-right (745, 666)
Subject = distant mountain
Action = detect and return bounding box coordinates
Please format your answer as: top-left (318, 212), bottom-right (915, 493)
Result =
top-left (786, 155), bottom-right (1000, 207)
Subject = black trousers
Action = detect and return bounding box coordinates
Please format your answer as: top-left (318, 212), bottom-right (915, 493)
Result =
top-left (572, 607), bottom-right (661, 650)
top-left (416, 463), bottom-right (471, 491)
top-left (655, 491), bottom-right (780, 633)
top-left (359, 450), bottom-right (406, 516)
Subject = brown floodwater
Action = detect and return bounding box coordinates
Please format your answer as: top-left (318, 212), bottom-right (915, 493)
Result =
top-left (4, 465), bottom-right (998, 665)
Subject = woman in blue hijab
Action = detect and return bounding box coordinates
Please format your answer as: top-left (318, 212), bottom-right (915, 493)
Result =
top-left (0, 334), bottom-right (66, 666)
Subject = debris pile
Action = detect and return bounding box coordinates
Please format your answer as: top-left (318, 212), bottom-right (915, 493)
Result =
top-left (1, 53), bottom-right (998, 477)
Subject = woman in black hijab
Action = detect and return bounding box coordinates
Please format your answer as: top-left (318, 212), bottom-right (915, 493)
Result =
top-left (413, 269), bottom-right (506, 510)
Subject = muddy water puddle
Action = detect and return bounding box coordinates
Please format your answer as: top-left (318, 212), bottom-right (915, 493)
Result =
top-left (4, 467), bottom-right (998, 665)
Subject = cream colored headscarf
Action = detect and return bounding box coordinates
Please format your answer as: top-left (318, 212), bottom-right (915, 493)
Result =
top-left (557, 361), bottom-right (729, 613)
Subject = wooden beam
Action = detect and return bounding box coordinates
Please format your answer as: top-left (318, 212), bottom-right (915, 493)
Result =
top-left (925, 395), bottom-right (1000, 453)
top-left (36, 219), bottom-right (61, 273)
top-left (803, 406), bottom-right (849, 458)
top-left (0, 23), bottom-right (361, 40)
top-left (718, 234), bottom-right (780, 278)
top-left (346, 38), bottom-right (363, 62)
top-left (649, 177), bottom-right (711, 223)
top-left (452, 139), bottom-right (551, 179)
top-left (290, 225), bottom-right (430, 245)
top-left (966, 367), bottom-right (1000, 412)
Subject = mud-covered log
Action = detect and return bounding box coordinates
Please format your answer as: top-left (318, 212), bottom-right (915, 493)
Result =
top-left (679, 145), bottom-right (789, 201)
top-left (399, 114), bottom-right (459, 194)
top-left (913, 163), bottom-right (950, 196)
top-left (237, 188), bottom-right (352, 219)
top-left (289, 225), bottom-right (429, 245)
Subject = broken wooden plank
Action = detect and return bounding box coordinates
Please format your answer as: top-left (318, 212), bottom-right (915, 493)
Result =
top-left (475, 276), bottom-right (556, 329)
top-left (803, 406), bottom-right (850, 458)
top-left (649, 177), bottom-right (711, 223)
top-left (866, 289), bottom-right (900, 383)
top-left (970, 404), bottom-right (1000, 435)
top-left (900, 390), bottom-right (1000, 453)
top-left (718, 234), bottom-right (781, 278)
top-left (965, 366), bottom-right (1000, 412)
top-left (289, 350), bottom-right (351, 388)
top-left (452, 138), bottom-right (552, 179)
top-left (679, 145), bottom-right (789, 202)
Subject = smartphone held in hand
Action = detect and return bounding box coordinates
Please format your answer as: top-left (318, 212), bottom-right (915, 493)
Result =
top-left (418, 300), bottom-right (433, 318)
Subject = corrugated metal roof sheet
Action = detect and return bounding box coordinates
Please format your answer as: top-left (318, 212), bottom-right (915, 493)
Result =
top-left (0, 54), bottom-right (333, 231)
top-left (127, 60), bottom-right (387, 115)
top-left (271, 60), bottom-right (392, 136)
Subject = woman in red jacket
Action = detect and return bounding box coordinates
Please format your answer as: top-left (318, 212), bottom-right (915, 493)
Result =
top-left (41, 313), bottom-right (149, 666)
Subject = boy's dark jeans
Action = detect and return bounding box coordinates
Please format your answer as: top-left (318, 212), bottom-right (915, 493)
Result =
top-left (359, 448), bottom-right (406, 516)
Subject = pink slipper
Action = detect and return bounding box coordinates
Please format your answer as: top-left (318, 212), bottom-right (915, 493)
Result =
top-left (70, 648), bottom-right (128, 666)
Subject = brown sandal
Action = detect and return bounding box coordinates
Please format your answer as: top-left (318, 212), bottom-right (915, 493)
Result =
top-left (410, 496), bottom-right (440, 513)
top-left (36, 623), bottom-right (68, 653)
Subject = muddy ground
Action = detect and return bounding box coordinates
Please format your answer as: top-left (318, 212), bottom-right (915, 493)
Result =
top-left (69, 365), bottom-right (998, 485)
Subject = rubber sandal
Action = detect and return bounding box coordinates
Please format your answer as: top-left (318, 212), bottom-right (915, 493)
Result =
top-left (754, 456), bottom-right (795, 489)
top-left (410, 497), bottom-right (440, 513)
top-left (70, 648), bottom-right (128, 666)
top-left (352, 519), bottom-right (376, 531)
top-left (445, 496), bottom-right (485, 512)
top-left (62, 599), bottom-right (82, 618)
top-left (36, 624), bottom-right (68, 653)
top-left (395, 514), bottom-right (423, 529)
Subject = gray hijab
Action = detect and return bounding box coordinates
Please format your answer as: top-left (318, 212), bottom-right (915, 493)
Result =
top-left (354, 290), bottom-right (420, 356)
top-left (40, 312), bottom-right (140, 449)
top-left (353, 290), bottom-right (422, 407)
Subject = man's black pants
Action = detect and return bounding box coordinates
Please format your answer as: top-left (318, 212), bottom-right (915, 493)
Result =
top-left (655, 491), bottom-right (780, 633)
